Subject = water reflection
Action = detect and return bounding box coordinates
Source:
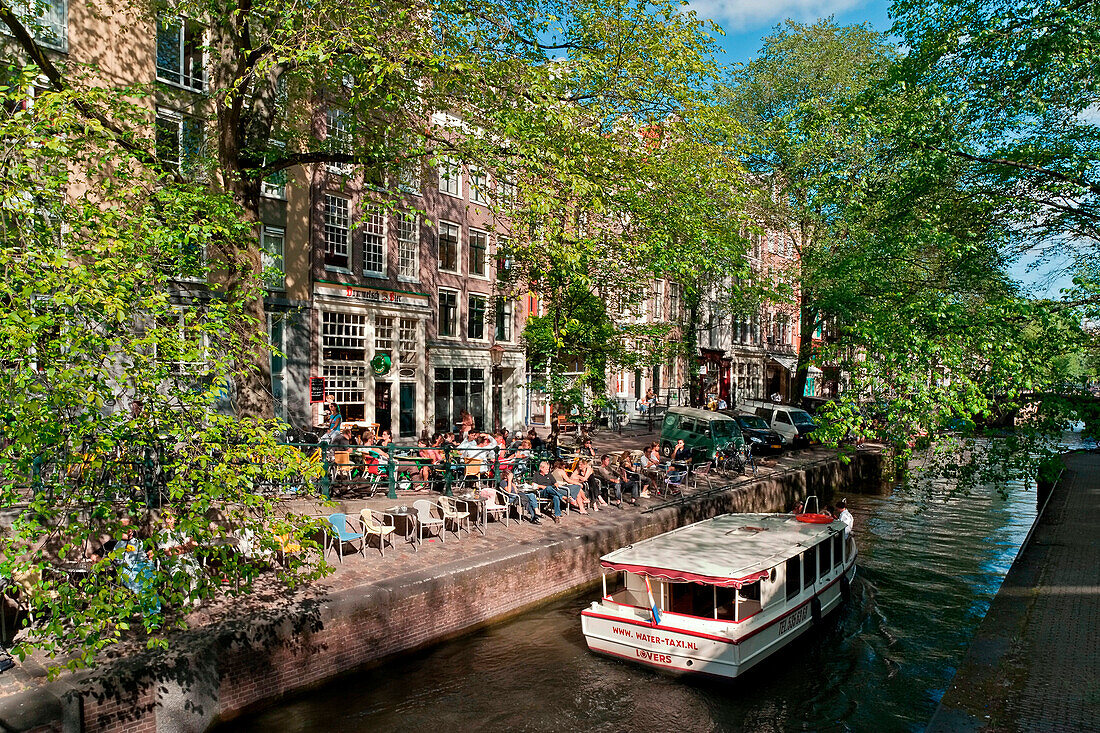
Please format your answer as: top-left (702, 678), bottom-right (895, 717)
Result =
top-left (229, 480), bottom-right (1037, 733)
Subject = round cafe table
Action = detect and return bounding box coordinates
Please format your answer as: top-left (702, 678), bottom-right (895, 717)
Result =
top-left (384, 506), bottom-right (419, 550)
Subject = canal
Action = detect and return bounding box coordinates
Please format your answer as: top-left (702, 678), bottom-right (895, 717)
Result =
top-left (228, 479), bottom-right (1039, 732)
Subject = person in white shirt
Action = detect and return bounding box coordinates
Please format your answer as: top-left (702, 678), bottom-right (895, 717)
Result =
top-left (836, 498), bottom-right (853, 537)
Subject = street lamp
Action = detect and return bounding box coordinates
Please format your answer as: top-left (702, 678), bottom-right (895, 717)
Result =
top-left (489, 343), bottom-right (505, 367)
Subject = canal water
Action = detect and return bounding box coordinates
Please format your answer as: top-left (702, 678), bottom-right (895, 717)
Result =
top-left (230, 480), bottom-right (1039, 732)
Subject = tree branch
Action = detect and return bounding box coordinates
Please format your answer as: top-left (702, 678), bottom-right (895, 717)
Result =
top-left (0, 0), bottom-right (166, 175)
top-left (931, 145), bottom-right (1100, 197)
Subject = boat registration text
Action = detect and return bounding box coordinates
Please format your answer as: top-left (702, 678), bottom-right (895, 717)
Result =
top-left (779, 605), bottom-right (810, 635)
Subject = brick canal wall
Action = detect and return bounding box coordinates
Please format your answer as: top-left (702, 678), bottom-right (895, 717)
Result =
top-left (0, 449), bottom-right (882, 733)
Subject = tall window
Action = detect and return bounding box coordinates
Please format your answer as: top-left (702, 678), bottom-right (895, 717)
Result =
top-left (399, 318), bottom-right (418, 365)
top-left (12, 0), bottom-right (66, 49)
top-left (261, 143), bottom-right (287, 199)
top-left (494, 298), bottom-right (513, 342)
top-left (434, 367), bottom-right (485, 433)
top-left (652, 280), bottom-right (664, 320)
top-left (375, 316), bottom-right (394, 359)
top-left (363, 204), bottom-right (385, 276)
top-left (468, 229), bottom-right (487, 277)
top-left (438, 290), bottom-right (458, 338)
top-left (438, 157), bottom-right (461, 197)
top-left (469, 168), bottom-right (489, 205)
top-left (467, 294), bottom-right (487, 340)
top-left (323, 194), bottom-right (350, 270)
top-left (498, 179), bottom-right (516, 208)
top-left (397, 212), bottom-right (419, 280)
top-left (155, 110), bottom-right (203, 176)
top-left (325, 109), bottom-right (352, 174)
top-left (438, 221), bottom-right (459, 272)
top-left (156, 13), bottom-right (203, 91)
top-left (261, 226), bottom-right (285, 291)
top-left (397, 156), bottom-right (421, 194)
top-left (269, 314), bottom-right (286, 420)
top-left (495, 236), bottom-right (512, 273)
top-left (321, 311), bottom-right (367, 419)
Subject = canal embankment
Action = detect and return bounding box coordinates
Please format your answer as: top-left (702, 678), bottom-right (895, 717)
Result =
top-left (927, 450), bottom-right (1100, 732)
top-left (0, 447), bottom-right (883, 733)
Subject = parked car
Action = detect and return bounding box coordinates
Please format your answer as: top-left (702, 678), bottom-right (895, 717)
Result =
top-left (725, 412), bottom-right (784, 454)
top-left (753, 403), bottom-right (818, 447)
top-left (659, 407), bottom-right (744, 461)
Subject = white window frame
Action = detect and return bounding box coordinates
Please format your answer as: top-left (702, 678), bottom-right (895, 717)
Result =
top-left (155, 12), bottom-right (204, 92)
top-left (261, 225), bottom-right (285, 291)
top-left (495, 298), bottom-right (513, 343)
top-left (325, 109), bottom-right (353, 175)
top-left (323, 194), bottom-right (351, 272)
top-left (396, 211), bottom-right (420, 282)
top-left (399, 317), bottom-right (418, 365)
top-left (261, 142), bottom-right (287, 199)
top-left (437, 288), bottom-right (459, 340)
top-left (438, 156), bottom-right (462, 198)
top-left (438, 220), bottom-right (460, 274)
top-left (155, 108), bottom-right (203, 176)
top-left (362, 203), bottom-right (386, 277)
top-left (469, 168), bottom-right (489, 205)
top-left (9, 0), bottom-right (67, 50)
top-left (468, 228), bottom-right (489, 279)
top-left (467, 293), bottom-right (488, 341)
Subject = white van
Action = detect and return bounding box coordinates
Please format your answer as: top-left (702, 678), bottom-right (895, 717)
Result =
top-left (753, 403), bottom-right (818, 447)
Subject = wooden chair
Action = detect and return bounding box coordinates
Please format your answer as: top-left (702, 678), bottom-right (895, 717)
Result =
top-left (463, 458), bottom-right (484, 491)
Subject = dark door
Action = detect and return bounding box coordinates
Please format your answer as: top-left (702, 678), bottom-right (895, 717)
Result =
top-left (375, 382), bottom-right (391, 434)
top-left (399, 383), bottom-right (415, 438)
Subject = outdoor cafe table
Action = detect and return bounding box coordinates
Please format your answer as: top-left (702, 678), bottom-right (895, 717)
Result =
top-left (456, 494), bottom-right (488, 535)
top-left (383, 506), bottom-right (419, 550)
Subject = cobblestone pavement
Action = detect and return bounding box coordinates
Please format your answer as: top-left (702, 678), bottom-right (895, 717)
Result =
top-left (928, 451), bottom-right (1100, 732)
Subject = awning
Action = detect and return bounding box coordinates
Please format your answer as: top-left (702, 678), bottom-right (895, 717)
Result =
top-left (767, 355), bottom-right (798, 373)
top-left (599, 562), bottom-right (771, 589)
top-left (807, 366), bottom-right (823, 375)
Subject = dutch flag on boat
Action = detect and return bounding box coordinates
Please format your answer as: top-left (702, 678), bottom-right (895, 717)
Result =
top-left (644, 576), bottom-right (661, 626)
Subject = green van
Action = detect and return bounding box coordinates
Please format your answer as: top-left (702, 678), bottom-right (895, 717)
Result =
top-left (659, 407), bottom-right (745, 461)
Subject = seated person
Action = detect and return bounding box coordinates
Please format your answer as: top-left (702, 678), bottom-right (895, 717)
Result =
top-left (551, 459), bottom-right (591, 513)
top-left (594, 454), bottom-right (625, 506)
top-left (619, 451), bottom-right (650, 500)
top-left (496, 467), bottom-right (541, 524)
top-left (577, 438), bottom-right (597, 459)
top-left (574, 458), bottom-right (606, 508)
top-left (531, 460), bottom-right (565, 523)
top-left (669, 439), bottom-right (691, 468)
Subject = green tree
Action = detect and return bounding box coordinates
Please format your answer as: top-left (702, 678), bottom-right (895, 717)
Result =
top-left (2, 0), bottom-right (729, 419)
top-left (0, 70), bottom-right (325, 672)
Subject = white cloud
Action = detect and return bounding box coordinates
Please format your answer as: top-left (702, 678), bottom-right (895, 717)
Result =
top-left (687, 0), bottom-right (864, 32)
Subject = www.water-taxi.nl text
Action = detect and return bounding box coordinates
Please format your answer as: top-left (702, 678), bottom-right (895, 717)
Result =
top-left (612, 626), bottom-right (699, 650)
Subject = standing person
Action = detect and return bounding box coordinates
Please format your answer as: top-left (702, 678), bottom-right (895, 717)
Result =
top-left (321, 402), bottom-right (342, 443)
top-left (459, 409), bottom-right (475, 439)
top-left (531, 460), bottom-right (565, 523)
top-left (836, 498), bottom-right (853, 537)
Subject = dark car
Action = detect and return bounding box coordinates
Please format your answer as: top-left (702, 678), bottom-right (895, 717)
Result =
top-left (727, 412), bottom-right (784, 454)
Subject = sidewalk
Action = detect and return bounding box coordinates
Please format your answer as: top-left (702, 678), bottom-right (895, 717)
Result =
top-left (927, 451), bottom-right (1100, 732)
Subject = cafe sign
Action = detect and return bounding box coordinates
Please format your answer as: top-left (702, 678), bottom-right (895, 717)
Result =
top-left (317, 282), bottom-right (429, 307)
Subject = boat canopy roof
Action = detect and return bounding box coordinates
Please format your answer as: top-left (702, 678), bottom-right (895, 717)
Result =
top-left (600, 513), bottom-right (844, 588)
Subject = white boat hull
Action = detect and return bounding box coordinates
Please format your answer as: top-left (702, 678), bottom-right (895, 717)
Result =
top-left (582, 563), bottom-right (856, 679)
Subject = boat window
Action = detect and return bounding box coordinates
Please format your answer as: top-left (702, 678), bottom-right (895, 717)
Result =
top-left (803, 546), bottom-right (817, 590)
top-left (736, 581), bottom-right (762, 621)
top-left (669, 581), bottom-right (715, 618)
top-left (832, 534), bottom-right (843, 567)
top-left (785, 556), bottom-right (800, 601)
top-left (716, 586), bottom-right (736, 620)
top-left (818, 540), bottom-right (831, 576)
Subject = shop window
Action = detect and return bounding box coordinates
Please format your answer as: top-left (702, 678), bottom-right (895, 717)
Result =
top-left (434, 367), bottom-right (484, 433)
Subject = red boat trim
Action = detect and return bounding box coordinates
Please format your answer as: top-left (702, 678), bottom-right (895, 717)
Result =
top-left (599, 562), bottom-right (771, 588)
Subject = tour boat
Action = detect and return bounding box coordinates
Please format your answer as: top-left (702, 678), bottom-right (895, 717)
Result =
top-left (581, 505), bottom-right (857, 679)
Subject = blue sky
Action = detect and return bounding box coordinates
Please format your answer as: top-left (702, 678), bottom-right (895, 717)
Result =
top-left (687, 0), bottom-right (1070, 297)
top-left (688, 0), bottom-right (894, 65)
